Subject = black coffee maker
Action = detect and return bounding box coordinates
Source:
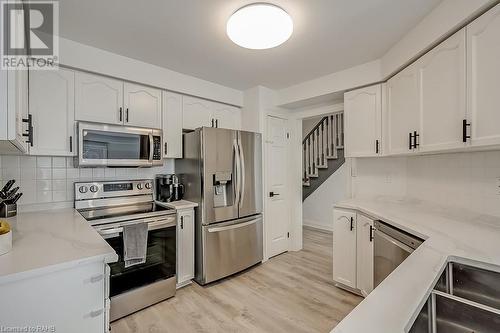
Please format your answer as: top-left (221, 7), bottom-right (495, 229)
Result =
top-left (156, 174), bottom-right (184, 202)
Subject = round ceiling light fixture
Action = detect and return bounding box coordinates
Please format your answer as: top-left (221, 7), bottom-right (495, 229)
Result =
top-left (226, 3), bottom-right (293, 50)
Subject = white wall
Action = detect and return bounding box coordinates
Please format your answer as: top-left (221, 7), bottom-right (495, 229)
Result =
top-left (352, 150), bottom-right (500, 217)
top-left (303, 162), bottom-right (351, 231)
top-left (59, 37), bottom-right (243, 106)
top-left (0, 155), bottom-right (174, 210)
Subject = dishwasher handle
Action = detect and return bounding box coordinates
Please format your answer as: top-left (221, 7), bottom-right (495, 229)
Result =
top-left (376, 229), bottom-right (415, 254)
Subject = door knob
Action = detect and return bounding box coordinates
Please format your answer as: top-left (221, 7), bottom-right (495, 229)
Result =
top-left (269, 191), bottom-right (280, 197)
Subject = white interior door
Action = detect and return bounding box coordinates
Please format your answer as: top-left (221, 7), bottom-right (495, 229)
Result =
top-left (266, 116), bottom-right (289, 258)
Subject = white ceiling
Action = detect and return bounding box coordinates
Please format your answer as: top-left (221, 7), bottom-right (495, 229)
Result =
top-left (55, 0), bottom-right (442, 90)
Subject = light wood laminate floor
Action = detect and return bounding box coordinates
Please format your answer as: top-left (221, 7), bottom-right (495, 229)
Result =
top-left (111, 227), bottom-right (362, 333)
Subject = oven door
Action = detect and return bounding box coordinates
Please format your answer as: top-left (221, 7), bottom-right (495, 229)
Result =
top-left (96, 216), bottom-right (176, 298)
top-left (78, 122), bottom-right (155, 167)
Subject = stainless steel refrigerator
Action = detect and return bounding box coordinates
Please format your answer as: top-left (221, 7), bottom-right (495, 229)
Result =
top-left (177, 127), bottom-right (263, 285)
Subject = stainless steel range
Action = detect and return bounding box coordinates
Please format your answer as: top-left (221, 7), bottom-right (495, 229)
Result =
top-left (75, 179), bottom-right (176, 321)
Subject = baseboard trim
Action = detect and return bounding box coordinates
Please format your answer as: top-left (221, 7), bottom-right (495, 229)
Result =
top-left (303, 220), bottom-right (333, 233)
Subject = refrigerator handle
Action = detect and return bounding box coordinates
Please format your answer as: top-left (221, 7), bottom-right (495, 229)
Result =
top-left (238, 135), bottom-right (245, 207)
top-left (233, 139), bottom-right (241, 207)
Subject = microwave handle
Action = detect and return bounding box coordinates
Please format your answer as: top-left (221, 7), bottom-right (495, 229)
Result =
top-left (148, 133), bottom-right (154, 162)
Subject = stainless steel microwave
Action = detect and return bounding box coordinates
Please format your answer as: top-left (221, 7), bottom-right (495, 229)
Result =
top-left (77, 122), bottom-right (163, 167)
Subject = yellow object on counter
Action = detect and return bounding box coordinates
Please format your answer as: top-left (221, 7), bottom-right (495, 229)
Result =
top-left (0, 220), bottom-right (11, 235)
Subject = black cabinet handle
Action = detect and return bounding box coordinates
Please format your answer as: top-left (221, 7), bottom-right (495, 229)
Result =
top-left (180, 216), bottom-right (184, 229)
top-left (126, 108), bottom-right (129, 122)
top-left (215, 119), bottom-right (218, 128)
top-left (269, 191), bottom-right (280, 197)
top-left (69, 136), bottom-right (73, 153)
top-left (119, 107), bottom-right (122, 122)
top-left (369, 225), bottom-right (374, 242)
top-left (413, 131), bottom-right (419, 148)
top-left (164, 142), bottom-right (168, 155)
top-left (350, 217), bottom-right (354, 231)
top-left (22, 114), bottom-right (33, 147)
top-left (211, 119), bottom-right (214, 127)
top-left (375, 139), bottom-right (380, 154)
top-left (462, 119), bottom-right (471, 143)
top-left (409, 132), bottom-right (413, 150)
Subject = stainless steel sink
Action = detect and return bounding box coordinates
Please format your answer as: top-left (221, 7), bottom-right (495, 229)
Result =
top-left (409, 262), bottom-right (500, 332)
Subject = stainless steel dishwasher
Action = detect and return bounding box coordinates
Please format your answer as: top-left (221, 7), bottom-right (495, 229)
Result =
top-left (374, 220), bottom-right (423, 287)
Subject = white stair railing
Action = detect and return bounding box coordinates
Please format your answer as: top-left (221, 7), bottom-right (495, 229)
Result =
top-left (302, 112), bottom-right (344, 185)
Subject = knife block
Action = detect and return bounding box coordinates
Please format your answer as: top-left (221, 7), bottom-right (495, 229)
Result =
top-left (0, 203), bottom-right (17, 218)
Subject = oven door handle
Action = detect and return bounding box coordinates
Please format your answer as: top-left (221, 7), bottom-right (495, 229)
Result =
top-left (98, 217), bottom-right (176, 238)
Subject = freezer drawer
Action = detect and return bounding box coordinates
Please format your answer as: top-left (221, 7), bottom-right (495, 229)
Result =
top-left (200, 214), bottom-right (263, 284)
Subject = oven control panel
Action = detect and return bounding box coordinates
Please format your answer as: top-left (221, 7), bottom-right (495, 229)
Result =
top-left (75, 179), bottom-right (154, 200)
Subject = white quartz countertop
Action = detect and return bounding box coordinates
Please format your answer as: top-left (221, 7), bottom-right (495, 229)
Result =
top-left (156, 200), bottom-right (198, 210)
top-left (331, 196), bottom-right (500, 333)
top-left (0, 208), bottom-right (118, 285)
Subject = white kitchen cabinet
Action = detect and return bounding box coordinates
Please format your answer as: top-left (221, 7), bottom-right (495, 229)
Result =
top-left (0, 68), bottom-right (29, 154)
top-left (182, 96), bottom-right (214, 130)
top-left (182, 96), bottom-right (241, 130)
top-left (162, 91), bottom-right (183, 158)
top-left (123, 82), bottom-right (162, 129)
top-left (344, 84), bottom-right (382, 157)
top-left (75, 72), bottom-right (123, 125)
top-left (386, 62), bottom-right (420, 155)
top-left (332, 208), bottom-right (357, 289)
top-left (0, 261), bottom-right (109, 333)
top-left (467, 3), bottom-right (500, 148)
top-left (29, 67), bottom-right (76, 156)
top-left (212, 103), bottom-right (241, 130)
top-left (356, 214), bottom-right (374, 296)
top-left (177, 208), bottom-right (195, 288)
top-left (417, 29), bottom-right (467, 152)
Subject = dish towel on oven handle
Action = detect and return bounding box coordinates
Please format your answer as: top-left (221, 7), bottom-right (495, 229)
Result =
top-left (123, 222), bottom-right (148, 268)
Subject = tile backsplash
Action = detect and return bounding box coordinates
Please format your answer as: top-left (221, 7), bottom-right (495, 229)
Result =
top-left (0, 155), bottom-right (174, 206)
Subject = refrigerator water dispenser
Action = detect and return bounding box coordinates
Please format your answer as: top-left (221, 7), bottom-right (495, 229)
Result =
top-left (213, 171), bottom-right (232, 208)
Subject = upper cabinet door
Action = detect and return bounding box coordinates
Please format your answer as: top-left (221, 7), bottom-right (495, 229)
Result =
top-left (212, 103), bottom-right (241, 130)
top-left (75, 72), bottom-right (123, 125)
top-left (162, 91), bottom-right (183, 158)
top-left (418, 29), bottom-right (466, 152)
top-left (182, 96), bottom-right (213, 130)
top-left (123, 83), bottom-right (161, 129)
top-left (29, 68), bottom-right (75, 156)
top-left (344, 84), bottom-right (382, 157)
top-left (386, 63), bottom-right (420, 155)
top-left (7, 69), bottom-right (29, 153)
top-left (467, 3), bottom-right (500, 148)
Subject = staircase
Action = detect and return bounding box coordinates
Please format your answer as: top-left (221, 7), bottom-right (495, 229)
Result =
top-left (303, 112), bottom-right (345, 201)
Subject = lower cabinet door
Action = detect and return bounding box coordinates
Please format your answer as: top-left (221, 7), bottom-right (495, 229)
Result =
top-left (332, 209), bottom-right (357, 289)
top-left (177, 209), bottom-right (195, 286)
top-left (356, 214), bottom-right (374, 296)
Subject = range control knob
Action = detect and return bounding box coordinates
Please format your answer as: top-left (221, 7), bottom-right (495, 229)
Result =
top-left (145, 183), bottom-right (152, 189)
top-left (90, 185), bottom-right (99, 193)
top-left (79, 186), bottom-right (88, 194)
top-left (137, 183), bottom-right (144, 190)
